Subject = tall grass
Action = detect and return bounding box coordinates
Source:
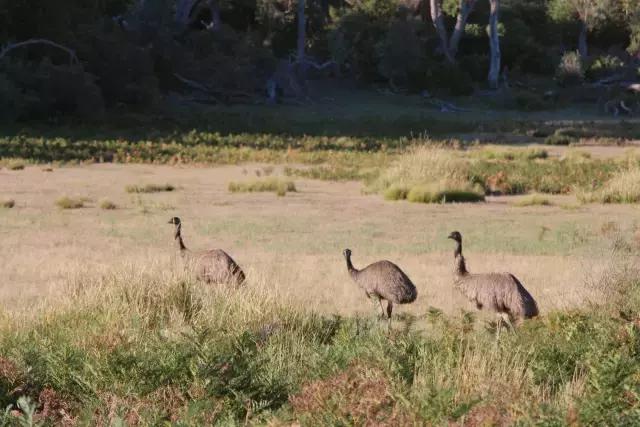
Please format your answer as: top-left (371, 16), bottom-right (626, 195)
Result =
top-left (1, 260), bottom-right (639, 425)
top-left (578, 168), bottom-right (640, 204)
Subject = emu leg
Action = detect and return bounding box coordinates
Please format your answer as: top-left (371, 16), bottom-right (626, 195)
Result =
top-left (386, 301), bottom-right (393, 319)
top-left (500, 312), bottom-right (514, 330)
top-left (378, 298), bottom-right (386, 318)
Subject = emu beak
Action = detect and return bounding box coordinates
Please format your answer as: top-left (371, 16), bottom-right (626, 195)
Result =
top-left (447, 233), bottom-right (454, 240)
top-left (168, 219), bottom-right (174, 224)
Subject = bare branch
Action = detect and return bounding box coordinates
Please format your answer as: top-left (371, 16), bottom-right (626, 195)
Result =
top-left (0, 39), bottom-right (80, 66)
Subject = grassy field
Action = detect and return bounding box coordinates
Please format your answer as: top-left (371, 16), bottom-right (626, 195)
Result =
top-left (2, 158), bottom-right (640, 425)
top-left (2, 100), bottom-right (640, 424)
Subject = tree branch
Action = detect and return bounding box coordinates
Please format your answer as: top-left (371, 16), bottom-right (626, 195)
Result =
top-left (0, 39), bottom-right (80, 66)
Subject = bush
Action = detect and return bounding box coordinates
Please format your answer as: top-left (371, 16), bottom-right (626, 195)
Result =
top-left (99, 199), bottom-right (117, 210)
top-left (0, 199), bottom-right (15, 208)
top-left (376, 19), bottom-right (428, 90)
top-left (544, 129), bottom-right (578, 145)
top-left (383, 184), bottom-right (409, 201)
top-left (426, 63), bottom-right (474, 96)
top-left (587, 55), bottom-right (625, 80)
top-left (556, 52), bottom-right (584, 86)
top-left (228, 178), bottom-right (296, 196)
top-left (125, 184), bottom-right (175, 193)
top-left (0, 59), bottom-right (105, 121)
top-left (55, 196), bottom-right (84, 209)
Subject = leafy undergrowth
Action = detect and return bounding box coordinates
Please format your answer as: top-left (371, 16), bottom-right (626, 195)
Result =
top-left (1, 262), bottom-right (640, 425)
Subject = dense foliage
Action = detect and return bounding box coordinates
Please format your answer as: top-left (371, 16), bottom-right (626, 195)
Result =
top-left (0, 0), bottom-right (639, 122)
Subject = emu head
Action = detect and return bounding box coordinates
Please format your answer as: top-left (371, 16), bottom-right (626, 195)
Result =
top-left (448, 231), bottom-right (462, 243)
top-left (168, 217), bottom-right (181, 226)
top-left (342, 248), bottom-right (352, 259)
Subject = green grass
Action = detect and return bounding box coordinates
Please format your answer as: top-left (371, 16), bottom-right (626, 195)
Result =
top-left (55, 196), bottom-right (84, 209)
top-left (228, 178), bottom-right (297, 196)
top-left (405, 185), bottom-right (485, 204)
top-left (1, 263), bottom-right (640, 425)
top-left (513, 194), bottom-right (553, 207)
top-left (125, 183), bottom-right (175, 194)
top-left (0, 199), bottom-right (15, 208)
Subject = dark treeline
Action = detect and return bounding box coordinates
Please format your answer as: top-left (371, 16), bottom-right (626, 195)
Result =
top-left (0, 0), bottom-right (639, 122)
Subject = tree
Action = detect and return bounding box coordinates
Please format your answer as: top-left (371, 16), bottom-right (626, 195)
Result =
top-left (548, 0), bottom-right (612, 59)
top-left (429, 0), bottom-right (478, 62)
top-left (487, 0), bottom-right (500, 89)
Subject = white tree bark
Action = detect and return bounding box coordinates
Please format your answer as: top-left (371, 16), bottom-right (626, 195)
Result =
top-left (488, 0), bottom-right (501, 89)
top-left (297, 0), bottom-right (306, 64)
top-left (449, 0), bottom-right (477, 58)
top-left (578, 20), bottom-right (588, 59)
top-left (430, 0), bottom-right (454, 62)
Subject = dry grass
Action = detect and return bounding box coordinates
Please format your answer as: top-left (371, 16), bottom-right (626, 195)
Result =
top-left (55, 196), bottom-right (84, 209)
top-left (0, 199), bottom-right (15, 209)
top-left (578, 168), bottom-right (640, 204)
top-left (1, 163), bottom-right (639, 425)
top-left (99, 198), bottom-right (117, 210)
top-left (513, 194), bottom-right (552, 207)
top-left (125, 183), bottom-right (175, 193)
top-left (228, 177), bottom-right (296, 196)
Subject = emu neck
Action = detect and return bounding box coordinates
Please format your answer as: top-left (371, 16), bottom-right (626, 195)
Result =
top-left (174, 224), bottom-right (187, 253)
top-left (345, 256), bottom-right (358, 280)
top-left (454, 241), bottom-right (468, 277)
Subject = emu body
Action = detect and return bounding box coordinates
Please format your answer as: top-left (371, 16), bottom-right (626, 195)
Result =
top-left (169, 217), bottom-right (245, 286)
top-left (343, 249), bottom-right (417, 320)
top-left (448, 231), bottom-right (538, 328)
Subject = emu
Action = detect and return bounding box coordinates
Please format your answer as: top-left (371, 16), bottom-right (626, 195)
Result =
top-left (169, 217), bottom-right (245, 286)
top-left (342, 249), bottom-right (417, 324)
top-left (447, 231), bottom-right (538, 335)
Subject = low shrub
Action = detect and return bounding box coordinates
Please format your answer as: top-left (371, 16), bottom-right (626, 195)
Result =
top-left (99, 199), bottom-right (117, 210)
top-left (5, 160), bottom-right (25, 170)
top-left (0, 199), bottom-right (15, 208)
top-left (228, 178), bottom-right (296, 196)
top-left (55, 196), bottom-right (84, 209)
top-left (383, 185), bottom-right (409, 201)
top-left (125, 184), bottom-right (175, 193)
top-left (556, 52), bottom-right (584, 86)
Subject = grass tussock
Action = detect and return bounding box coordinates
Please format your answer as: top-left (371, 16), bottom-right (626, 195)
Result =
top-left (1, 262), bottom-right (640, 425)
top-left (125, 183), bottom-right (175, 193)
top-left (578, 168), bottom-right (640, 204)
top-left (513, 194), bottom-right (552, 207)
top-left (228, 178), bottom-right (296, 196)
top-left (99, 199), bottom-right (117, 210)
top-left (55, 196), bottom-right (84, 209)
top-left (0, 199), bottom-right (15, 209)
top-left (4, 160), bottom-right (26, 170)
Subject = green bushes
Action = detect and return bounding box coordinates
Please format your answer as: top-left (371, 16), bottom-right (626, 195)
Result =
top-left (556, 52), bottom-right (584, 86)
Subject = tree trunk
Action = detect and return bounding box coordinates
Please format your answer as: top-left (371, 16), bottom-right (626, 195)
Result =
top-left (430, 0), bottom-right (454, 63)
top-left (175, 0), bottom-right (199, 26)
top-left (487, 0), bottom-right (501, 89)
top-left (448, 0), bottom-right (477, 58)
top-left (297, 0), bottom-right (306, 63)
top-left (578, 20), bottom-right (588, 59)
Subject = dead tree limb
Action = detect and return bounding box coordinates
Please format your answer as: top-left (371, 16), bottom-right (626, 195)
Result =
top-left (0, 39), bottom-right (80, 66)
